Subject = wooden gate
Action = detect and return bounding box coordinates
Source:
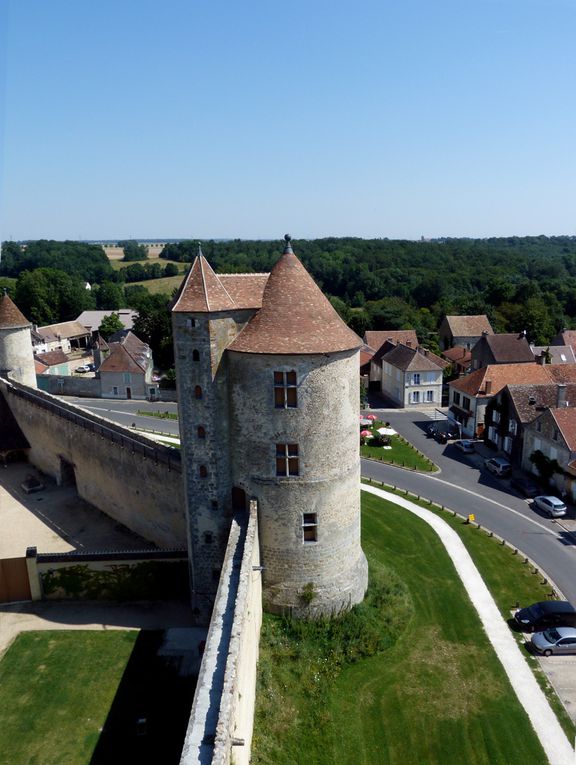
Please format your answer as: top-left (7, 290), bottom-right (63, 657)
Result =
top-left (0, 557), bottom-right (31, 603)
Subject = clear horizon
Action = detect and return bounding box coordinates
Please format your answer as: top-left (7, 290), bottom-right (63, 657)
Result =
top-left (1, 0), bottom-right (575, 242)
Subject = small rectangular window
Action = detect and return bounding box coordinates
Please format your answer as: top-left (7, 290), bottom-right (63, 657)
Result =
top-left (274, 370), bottom-right (298, 408)
top-left (113, 386), bottom-right (118, 395)
top-left (186, 318), bottom-right (196, 328)
top-left (426, 390), bottom-right (434, 402)
top-left (302, 512), bottom-right (317, 543)
top-left (276, 443), bottom-right (299, 476)
top-left (413, 373), bottom-right (420, 385)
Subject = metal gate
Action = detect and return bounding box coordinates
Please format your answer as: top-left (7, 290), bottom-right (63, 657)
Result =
top-left (0, 557), bottom-right (31, 603)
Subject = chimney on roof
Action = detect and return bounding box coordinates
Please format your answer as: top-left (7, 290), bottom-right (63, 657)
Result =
top-left (557, 384), bottom-right (567, 408)
top-left (537, 353), bottom-right (546, 366)
top-left (482, 330), bottom-right (489, 336)
top-left (406, 340), bottom-right (412, 348)
top-left (485, 380), bottom-right (492, 394)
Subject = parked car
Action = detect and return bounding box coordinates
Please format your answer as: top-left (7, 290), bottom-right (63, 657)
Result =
top-left (75, 364), bottom-right (91, 373)
top-left (531, 626), bottom-right (576, 656)
top-left (515, 600), bottom-right (576, 632)
top-left (455, 439), bottom-right (475, 454)
top-left (426, 424), bottom-right (438, 438)
top-left (484, 457), bottom-right (512, 477)
top-left (435, 430), bottom-right (448, 444)
top-left (533, 495), bottom-right (567, 518)
top-left (510, 476), bottom-right (540, 498)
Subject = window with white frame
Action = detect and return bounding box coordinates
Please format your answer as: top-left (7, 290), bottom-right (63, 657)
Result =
top-left (462, 396), bottom-right (471, 410)
top-left (453, 391), bottom-right (461, 406)
top-left (274, 370), bottom-right (297, 408)
top-left (503, 436), bottom-right (513, 453)
top-left (412, 391), bottom-right (420, 404)
top-left (302, 513), bottom-right (318, 543)
top-left (550, 447), bottom-right (558, 461)
top-left (488, 426), bottom-right (498, 443)
top-left (492, 411), bottom-right (500, 424)
top-left (413, 373), bottom-right (421, 385)
top-left (426, 390), bottom-right (434, 402)
top-left (509, 419), bottom-right (517, 435)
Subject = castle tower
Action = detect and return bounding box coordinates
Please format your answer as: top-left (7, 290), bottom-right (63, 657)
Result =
top-left (0, 292), bottom-right (37, 388)
top-left (171, 250), bottom-right (265, 620)
top-left (227, 237), bottom-right (368, 616)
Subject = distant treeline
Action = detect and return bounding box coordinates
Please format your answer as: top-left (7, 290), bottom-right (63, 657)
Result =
top-left (3, 236), bottom-right (576, 352)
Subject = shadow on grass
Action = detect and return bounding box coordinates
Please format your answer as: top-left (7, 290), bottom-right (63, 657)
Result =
top-left (90, 631), bottom-right (196, 765)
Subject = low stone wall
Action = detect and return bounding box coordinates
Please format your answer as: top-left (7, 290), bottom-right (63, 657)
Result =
top-left (27, 546), bottom-right (189, 601)
top-left (180, 502), bottom-right (262, 765)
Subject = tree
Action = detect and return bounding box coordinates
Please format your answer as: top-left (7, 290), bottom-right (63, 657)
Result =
top-left (14, 268), bottom-right (95, 325)
top-left (163, 262), bottom-right (179, 277)
top-left (119, 240), bottom-right (148, 262)
top-left (132, 293), bottom-right (174, 369)
top-left (98, 312), bottom-right (124, 339)
top-left (96, 281), bottom-right (124, 310)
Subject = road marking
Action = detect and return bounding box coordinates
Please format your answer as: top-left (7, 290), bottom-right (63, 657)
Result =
top-left (365, 463), bottom-right (562, 540)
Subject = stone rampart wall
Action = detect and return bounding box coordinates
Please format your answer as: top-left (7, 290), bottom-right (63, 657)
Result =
top-left (38, 375), bottom-right (101, 397)
top-left (1, 379), bottom-right (186, 548)
top-left (180, 503), bottom-right (262, 765)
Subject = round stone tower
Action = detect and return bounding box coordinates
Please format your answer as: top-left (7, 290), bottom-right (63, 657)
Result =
top-left (0, 292), bottom-right (37, 388)
top-left (227, 237), bottom-right (368, 617)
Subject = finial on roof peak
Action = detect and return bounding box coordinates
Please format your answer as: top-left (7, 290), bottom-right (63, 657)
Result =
top-left (283, 234), bottom-right (293, 254)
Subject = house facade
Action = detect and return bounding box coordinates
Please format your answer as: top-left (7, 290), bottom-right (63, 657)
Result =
top-left (439, 314), bottom-right (493, 351)
top-left (380, 343), bottom-right (443, 408)
top-left (522, 407), bottom-right (576, 500)
top-left (98, 331), bottom-right (155, 400)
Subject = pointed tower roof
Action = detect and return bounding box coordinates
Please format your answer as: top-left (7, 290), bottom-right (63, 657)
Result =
top-left (229, 236), bottom-right (362, 354)
top-left (0, 292), bottom-right (31, 330)
top-left (172, 246), bottom-right (236, 312)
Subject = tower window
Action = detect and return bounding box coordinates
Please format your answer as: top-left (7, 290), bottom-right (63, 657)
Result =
top-left (204, 532), bottom-right (213, 545)
top-left (276, 443), bottom-right (299, 476)
top-left (199, 465), bottom-right (208, 478)
top-left (192, 349), bottom-right (200, 361)
top-left (274, 370), bottom-right (297, 408)
top-left (198, 426), bottom-right (206, 439)
top-left (302, 513), bottom-right (318, 543)
top-left (211, 500), bottom-right (218, 511)
top-left (194, 385), bottom-right (202, 399)
top-left (186, 318), bottom-right (196, 328)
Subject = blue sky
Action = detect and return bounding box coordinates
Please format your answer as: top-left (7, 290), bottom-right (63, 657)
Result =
top-left (0, 0), bottom-right (575, 241)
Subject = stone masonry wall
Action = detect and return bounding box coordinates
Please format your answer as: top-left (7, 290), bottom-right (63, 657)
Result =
top-left (1, 379), bottom-right (186, 548)
top-left (179, 503), bottom-right (262, 765)
top-left (0, 326), bottom-right (36, 388)
top-left (229, 349), bottom-right (368, 616)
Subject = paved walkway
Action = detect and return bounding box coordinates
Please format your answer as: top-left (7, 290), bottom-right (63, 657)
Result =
top-left (362, 484), bottom-right (574, 765)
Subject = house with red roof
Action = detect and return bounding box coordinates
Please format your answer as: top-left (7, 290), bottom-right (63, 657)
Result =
top-left (380, 343), bottom-right (444, 408)
top-left (448, 363), bottom-right (553, 438)
top-left (98, 330), bottom-right (154, 400)
top-left (522, 406), bottom-right (576, 500)
top-left (439, 314), bottom-right (493, 351)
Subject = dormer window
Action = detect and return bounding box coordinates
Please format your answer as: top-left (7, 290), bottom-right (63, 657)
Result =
top-left (274, 371), bottom-right (297, 408)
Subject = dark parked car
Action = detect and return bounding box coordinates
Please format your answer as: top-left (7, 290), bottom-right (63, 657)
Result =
top-left (510, 476), bottom-right (540, 498)
top-left (514, 601), bottom-right (576, 632)
top-left (531, 626), bottom-right (576, 656)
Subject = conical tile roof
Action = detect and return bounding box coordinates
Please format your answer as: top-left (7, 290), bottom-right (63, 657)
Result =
top-left (172, 250), bottom-right (236, 312)
top-left (0, 293), bottom-right (31, 329)
top-left (229, 237), bottom-right (362, 354)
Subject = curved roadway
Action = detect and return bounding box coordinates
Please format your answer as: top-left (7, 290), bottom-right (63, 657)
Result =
top-left (362, 410), bottom-right (576, 603)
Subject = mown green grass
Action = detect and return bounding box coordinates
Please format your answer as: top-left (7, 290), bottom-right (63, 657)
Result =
top-left (252, 493), bottom-right (553, 765)
top-left (129, 275), bottom-right (185, 294)
top-left (110, 258), bottom-right (184, 271)
top-left (361, 433), bottom-right (436, 471)
top-left (0, 631), bottom-right (137, 765)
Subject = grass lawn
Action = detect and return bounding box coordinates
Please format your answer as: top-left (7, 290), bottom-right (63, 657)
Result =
top-left (130, 275), bottom-right (185, 294)
top-left (110, 258), bottom-right (184, 272)
top-left (361, 433), bottom-right (436, 471)
top-left (252, 492), bottom-right (558, 765)
top-left (0, 631), bottom-right (137, 765)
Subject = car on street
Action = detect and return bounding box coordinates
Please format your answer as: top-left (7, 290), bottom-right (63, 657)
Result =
top-left (455, 439), bottom-right (475, 454)
top-left (533, 495), bottom-right (567, 518)
top-left (75, 364), bottom-right (91, 373)
top-left (484, 457), bottom-right (512, 477)
top-left (531, 626), bottom-right (576, 656)
top-left (515, 600), bottom-right (576, 632)
top-left (510, 476), bottom-right (540, 498)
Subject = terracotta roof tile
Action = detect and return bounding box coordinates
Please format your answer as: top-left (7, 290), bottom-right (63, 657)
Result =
top-left (172, 253), bottom-right (237, 312)
top-left (475, 333), bottom-right (534, 363)
top-left (450, 363), bottom-right (553, 397)
top-left (545, 364), bottom-right (576, 384)
top-left (507, 384), bottom-right (576, 423)
top-left (381, 343), bottom-right (444, 372)
top-left (444, 315), bottom-right (493, 337)
top-left (364, 330), bottom-right (418, 353)
top-left (0, 294), bottom-right (30, 329)
top-left (550, 407), bottom-right (576, 451)
top-left (442, 345), bottom-right (472, 363)
top-left (36, 320), bottom-right (89, 341)
top-left (35, 350), bottom-right (68, 366)
top-left (228, 238), bottom-right (362, 355)
top-left (531, 346), bottom-right (576, 364)
top-left (218, 274), bottom-right (269, 309)
top-left (99, 344), bottom-right (146, 374)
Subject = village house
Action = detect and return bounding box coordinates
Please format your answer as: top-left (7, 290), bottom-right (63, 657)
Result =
top-left (380, 343), bottom-right (444, 408)
top-left (448, 363), bottom-right (553, 438)
top-left (34, 320), bottom-right (91, 354)
top-left (484, 383), bottom-right (576, 466)
top-left (98, 330), bottom-right (155, 400)
top-left (441, 345), bottom-right (472, 376)
top-left (34, 349), bottom-right (71, 377)
top-left (471, 331), bottom-right (534, 370)
top-left (363, 330), bottom-right (419, 388)
top-left (530, 345), bottom-right (576, 365)
top-left (522, 406), bottom-right (576, 501)
top-left (439, 314), bottom-right (493, 351)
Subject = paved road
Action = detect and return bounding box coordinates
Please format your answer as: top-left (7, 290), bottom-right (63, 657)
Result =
top-left (363, 408), bottom-right (576, 603)
top-left (65, 397), bottom-right (180, 436)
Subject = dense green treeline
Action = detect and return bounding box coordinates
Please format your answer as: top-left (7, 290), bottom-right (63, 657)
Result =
top-left (162, 236), bottom-right (576, 345)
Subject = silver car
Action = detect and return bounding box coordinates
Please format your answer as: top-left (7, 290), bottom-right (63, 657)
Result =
top-left (533, 495), bottom-right (567, 518)
top-left (531, 626), bottom-right (576, 656)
